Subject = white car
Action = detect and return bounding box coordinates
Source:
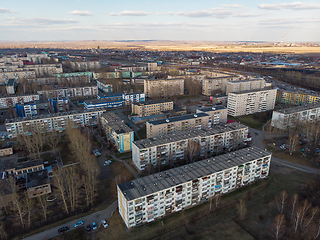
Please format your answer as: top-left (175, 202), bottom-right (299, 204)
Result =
top-left (93, 149), bottom-right (101, 157)
top-left (101, 219), bottom-right (108, 228)
top-left (104, 160), bottom-right (112, 166)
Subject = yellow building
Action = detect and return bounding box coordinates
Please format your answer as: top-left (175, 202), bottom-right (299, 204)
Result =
top-left (101, 112), bottom-right (134, 153)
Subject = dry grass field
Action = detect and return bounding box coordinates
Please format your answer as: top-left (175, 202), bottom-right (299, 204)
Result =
top-left (1, 40), bottom-right (320, 54)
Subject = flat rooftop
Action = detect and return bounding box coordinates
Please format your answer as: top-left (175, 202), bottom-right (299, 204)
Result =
top-left (5, 108), bottom-right (105, 124)
top-left (134, 122), bottom-right (247, 149)
top-left (132, 99), bottom-right (172, 107)
top-left (102, 112), bottom-right (133, 134)
top-left (16, 159), bottom-right (43, 170)
top-left (229, 87), bottom-right (275, 95)
top-left (227, 78), bottom-right (264, 84)
top-left (197, 106), bottom-right (226, 112)
top-left (119, 146), bottom-right (271, 201)
top-left (146, 78), bottom-right (184, 81)
top-left (84, 98), bottom-right (123, 104)
top-left (274, 103), bottom-right (320, 115)
top-left (26, 169), bottom-right (50, 188)
top-left (148, 112), bottom-right (210, 126)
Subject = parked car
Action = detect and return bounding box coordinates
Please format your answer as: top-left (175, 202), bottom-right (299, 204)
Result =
top-left (93, 149), bottom-right (101, 157)
top-left (92, 222), bottom-right (97, 230)
top-left (86, 224), bottom-right (92, 232)
top-left (101, 219), bottom-right (108, 228)
top-left (74, 221), bottom-right (84, 228)
top-left (58, 226), bottom-right (69, 234)
top-left (104, 160), bottom-right (112, 166)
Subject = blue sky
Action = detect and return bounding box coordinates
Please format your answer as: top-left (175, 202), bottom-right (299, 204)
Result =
top-left (0, 0), bottom-right (319, 42)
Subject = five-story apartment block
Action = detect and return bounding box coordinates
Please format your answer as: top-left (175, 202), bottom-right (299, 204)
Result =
top-left (132, 100), bottom-right (173, 117)
top-left (118, 146), bottom-right (271, 229)
top-left (196, 106), bottom-right (228, 125)
top-left (146, 113), bottom-right (212, 138)
top-left (133, 122), bottom-right (249, 171)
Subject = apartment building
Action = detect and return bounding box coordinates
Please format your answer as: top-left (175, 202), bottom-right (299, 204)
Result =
top-left (84, 99), bottom-right (123, 109)
top-left (48, 98), bottom-right (70, 113)
top-left (144, 78), bottom-right (184, 98)
top-left (93, 72), bottom-right (121, 79)
top-left (0, 70), bottom-right (36, 85)
top-left (202, 75), bottom-right (240, 96)
top-left (4, 159), bottom-right (44, 178)
top-left (146, 113), bottom-right (212, 138)
top-left (69, 61), bottom-right (100, 71)
top-left (26, 169), bottom-right (52, 199)
top-left (133, 122), bottom-right (249, 171)
top-left (148, 62), bottom-right (158, 71)
top-left (6, 79), bottom-right (16, 94)
top-left (132, 100), bottom-right (174, 117)
top-left (97, 80), bottom-right (113, 93)
top-left (276, 89), bottom-right (320, 105)
top-left (16, 102), bottom-right (38, 117)
top-left (122, 92), bottom-right (145, 105)
top-left (227, 88), bottom-right (277, 116)
top-left (0, 147), bottom-right (13, 157)
top-left (37, 86), bottom-right (98, 99)
top-left (271, 103), bottom-right (320, 129)
top-left (5, 109), bottom-right (105, 138)
top-left (196, 106), bottom-right (228, 124)
top-left (23, 64), bottom-right (63, 77)
top-left (225, 78), bottom-right (266, 95)
top-left (118, 146), bottom-right (271, 228)
top-left (101, 112), bottom-right (134, 152)
top-left (0, 94), bottom-right (40, 109)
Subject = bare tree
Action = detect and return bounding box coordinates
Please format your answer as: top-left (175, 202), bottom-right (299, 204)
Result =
top-left (301, 206), bottom-right (318, 232)
top-left (290, 194), bottom-right (299, 222)
top-left (287, 134), bottom-right (299, 156)
top-left (52, 167), bottom-right (69, 215)
top-left (8, 176), bottom-right (25, 228)
top-left (65, 165), bottom-right (81, 214)
top-left (237, 198), bottom-right (247, 220)
top-left (276, 190), bottom-right (288, 214)
top-left (24, 191), bottom-right (34, 230)
top-left (271, 214), bottom-right (286, 240)
top-left (293, 206), bottom-right (303, 232)
top-left (185, 139), bottom-right (200, 164)
top-left (0, 223), bottom-right (8, 240)
top-left (47, 131), bottom-right (61, 151)
top-left (38, 194), bottom-right (49, 223)
top-left (214, 193), bottom-right (221, 209)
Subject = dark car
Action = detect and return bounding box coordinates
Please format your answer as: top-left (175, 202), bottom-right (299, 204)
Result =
top-left (86, 224), bottom-right (92, 232)
top-left (58, 226), bottom-right (69, 234)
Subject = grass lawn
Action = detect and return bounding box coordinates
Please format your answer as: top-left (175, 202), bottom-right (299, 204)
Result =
top-left (228, 111), bottom-right (272, 130)
top-left (115, 151), bottom-right (132, 159)
top-left (95, 170), bottom-right (313, 240)
top-left (110, 161), bottom-right (134, 181)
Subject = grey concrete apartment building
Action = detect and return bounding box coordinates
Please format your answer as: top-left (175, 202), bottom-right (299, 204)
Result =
top-left (196, 106), bottom-right (228, 125)
top-left (146, 113), bottom-right (212, 138)
top-left (227, 88), bottom-right (277, 116)
top-left (133, 122), bottom-right (249, 171)
top-left (118, 146), bottom-right (271, 228)
top-left (132, 100), bottom-right (174, 117)
top-left (271, 103), bottom-right (320, 129)
top-left (144, 78), bottom-right (184, 98)
top-left (225, 78), bottom-right (266, 95)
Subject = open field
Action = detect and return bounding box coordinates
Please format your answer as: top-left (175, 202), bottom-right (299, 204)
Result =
top-left (228, 111), bottom-right (272, 130)
top-left (93, 170), bottom-right (314, 240)
top-left (1, 41), bottom-right (320, 54)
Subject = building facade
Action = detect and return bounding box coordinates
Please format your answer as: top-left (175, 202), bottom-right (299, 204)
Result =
top-left (37, 86), bottom-right (98, 99)
top-left (276, 89), bottom-right (320, 105)
top-left (26, 169), bottom-right (52, 199)
top-left (225, 78), bottom-right (266, 95)
top-left (97, 80), bottom-right (113, 93)
top-left (101, 112), bottom-right (134, 152)
top-left (271, 103), bottom-right (320, 129)
top-left (5, 109), bottom-right (105, 138)
top-left (146, 113), bottom-right (212, 138)
top-left (118, 146), bottom-right (271, 229)
top-left (84, 99), bottom-right (123, 109)
top-left (0, 94), bottom-right (40, 109)
top-left (16, 102), bottom-right (38, 117)
top-left (144, 78), bottom-right (184, 98)
top-left (132, 100), bottom-right (174, 117)
top-left (196, 106), bottom-right (228, 125)
top-left (133, 122), bottom-right (249, 171)
top-left (23, 64), bottom-right (63, 77)
top-left (227, 88), bottom-right (277, 116)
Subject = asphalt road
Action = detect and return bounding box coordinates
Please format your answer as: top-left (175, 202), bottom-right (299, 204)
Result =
top-left (23, 201), bottom-right (118, 240)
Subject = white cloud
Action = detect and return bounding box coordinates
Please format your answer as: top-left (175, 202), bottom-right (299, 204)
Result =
top-left (221, 4), bottom-right (245, 8)
top-left (258, 2), bottom-right (320, 10)
top-left (0, 7), bottom-right (18, 13)
top-left (234, 13), bottom-right (266, 18)
top-left (259, 17), bottom-right (320, 27)
top-left (177, 9), bottom-right (233, 18)
top-left (68, 10), bottom-right (92, 16)
top-left (109, 11), bottom-right (151, 16)
top-left (4, 17), bottom-right (79, 25)
top-left (156, 12), bottom-right (174, 16)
